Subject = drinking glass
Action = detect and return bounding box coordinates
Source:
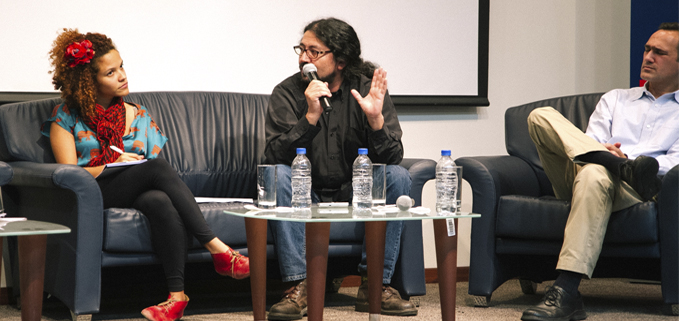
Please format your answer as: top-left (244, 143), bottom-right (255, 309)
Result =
top-left (372, 163), bottom-right (386, 207)
top-left (257, 165), bottom-right (277, 209)
top-left (0, 187), bottom-right (5, 215)
top-left (453, 166), bottom-right (463, 214)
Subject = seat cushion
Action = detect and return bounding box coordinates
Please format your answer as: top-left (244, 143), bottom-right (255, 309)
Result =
top-left (495, 195), bottom-right (658, 243)
top-left (103, 203), bottom-right (366, 253)
top-left (103, 203), bottom-right (259, 253)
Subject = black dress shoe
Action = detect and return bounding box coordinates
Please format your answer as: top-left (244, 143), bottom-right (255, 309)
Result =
top-left (619, 155), bottom-right (662, 201)
top-left (521, 285), bottom-right (586, 321)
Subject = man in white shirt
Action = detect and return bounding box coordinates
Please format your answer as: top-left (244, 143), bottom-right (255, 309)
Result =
top-left (521, 22), bottom-right (679, 321)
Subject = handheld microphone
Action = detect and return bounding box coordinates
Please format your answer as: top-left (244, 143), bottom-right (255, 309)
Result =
top-left (396, 195), bottom-right (415, 212)
top-left (302, 63), bottom-right (333, 113)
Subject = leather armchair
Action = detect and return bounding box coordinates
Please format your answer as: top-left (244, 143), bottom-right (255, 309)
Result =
top-left (455, 93), bottom-right (678, 315)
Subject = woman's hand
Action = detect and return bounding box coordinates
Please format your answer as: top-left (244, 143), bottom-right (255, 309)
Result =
top-left (114, 152), bottom-right (144, 163)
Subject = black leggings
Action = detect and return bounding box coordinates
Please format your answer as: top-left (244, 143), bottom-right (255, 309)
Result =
top-left (96, 158), bottom-right (217, 292)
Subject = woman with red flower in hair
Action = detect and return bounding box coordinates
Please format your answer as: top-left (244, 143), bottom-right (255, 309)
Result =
top-left (41, 28), bottom-right (250, 321)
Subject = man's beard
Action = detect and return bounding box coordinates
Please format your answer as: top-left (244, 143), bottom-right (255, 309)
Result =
top-left (300, 64), bottom-right (336, 84)
top-left (319, 73), bottom-right (336, 84)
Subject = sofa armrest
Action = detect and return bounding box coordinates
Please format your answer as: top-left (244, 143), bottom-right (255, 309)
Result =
top-left (455, 155), bottom-right (542, 216)
top-left (454, 155), bottom-right (541, 297)
top-left (5, 161), bottom-right (104, 315)
top-left (8, 161), bottom-right (104, 221)
top-left (400, 158), bottom-right (436, 207)
top-left (658, 164), bottom-right (678, 306)
top-left (0, 161), bottom-right (11, 186)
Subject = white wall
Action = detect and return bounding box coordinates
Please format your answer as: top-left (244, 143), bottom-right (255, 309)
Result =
top-left (401, 0), bottom-right (631, 269)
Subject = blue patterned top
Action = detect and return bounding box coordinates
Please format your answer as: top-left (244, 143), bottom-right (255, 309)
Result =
top-left (41, 102), bottom-right (168, 167)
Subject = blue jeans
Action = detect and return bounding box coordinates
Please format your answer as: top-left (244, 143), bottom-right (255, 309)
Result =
top-left (269, 164), bottom-right (412, 284)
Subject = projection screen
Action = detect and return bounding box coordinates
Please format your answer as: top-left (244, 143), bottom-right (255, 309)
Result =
top-left (0, 0), bottom-right (489, 106)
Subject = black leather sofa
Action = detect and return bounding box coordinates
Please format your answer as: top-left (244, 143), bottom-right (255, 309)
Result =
top-left (456, 93), bottom-right (678, 315)
top-left (0, 92), bottom-right (435, 319)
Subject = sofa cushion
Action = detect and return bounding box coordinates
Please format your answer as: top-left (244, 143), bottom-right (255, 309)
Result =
top-left (103, 203), bottom-right (367, 253)
top-left (496, 195), bottom-right (658, 243)
top-left (329, 221), bottom-right (365, 242)
top-left (0, 97), bottom-right (62, 162)
top-left (504, 93), bottom-right (604, 171)
top-left (125, 92), bottom-right (269, 198)
top-left (504, 93), bottom-right (604, 196)
top-left (103, 203), bottom-right (269, 253)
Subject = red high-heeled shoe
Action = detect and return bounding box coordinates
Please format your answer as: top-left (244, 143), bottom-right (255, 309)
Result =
top-left (212, 247), bottom-right (250, 279)
top-left (141, 294), bottom-right (189, 321)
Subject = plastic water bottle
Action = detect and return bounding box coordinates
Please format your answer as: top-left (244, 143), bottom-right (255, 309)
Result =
top-left (436, 150), bottom-right (458, 215)
top-left (291, 148), bottom-right (312, 209)
top-left (352, 148), bottom-right (373, 209)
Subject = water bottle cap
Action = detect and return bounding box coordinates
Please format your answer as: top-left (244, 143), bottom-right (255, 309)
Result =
top-left (358, 148), bottom-right (368, 155)
top-left (441, 150), bottom-right (451, 156)
top-left (296, 148), bottom-right (306, 154)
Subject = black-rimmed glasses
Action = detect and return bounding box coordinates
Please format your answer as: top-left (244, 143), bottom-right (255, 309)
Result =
top-left (293, 45), bottom-right (332, 59)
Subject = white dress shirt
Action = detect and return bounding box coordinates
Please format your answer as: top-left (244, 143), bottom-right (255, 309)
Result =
top-left (586, 84), bottom-right (679, 175)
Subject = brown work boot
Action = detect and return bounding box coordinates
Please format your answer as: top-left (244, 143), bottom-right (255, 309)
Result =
top-left (355, 280), bottom-right (417, 316)
top-left (268, 279), bottom-right (307, 320)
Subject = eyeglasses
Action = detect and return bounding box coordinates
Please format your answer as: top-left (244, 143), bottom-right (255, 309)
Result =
top-left (293, 45), bottom-right (332, 59)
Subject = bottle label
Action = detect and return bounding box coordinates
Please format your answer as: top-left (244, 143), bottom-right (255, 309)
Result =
top-left (446, 218), bottom-right (456, 237)
top-left (435, 170), bottom-right (458, 215)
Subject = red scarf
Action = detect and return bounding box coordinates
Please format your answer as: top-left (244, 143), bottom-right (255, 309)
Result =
top-left (84, 97), bottom-right (126, 167)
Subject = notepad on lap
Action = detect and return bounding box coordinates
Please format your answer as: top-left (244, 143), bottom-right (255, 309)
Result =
top-left (104, 159), bottom-right (147, 168)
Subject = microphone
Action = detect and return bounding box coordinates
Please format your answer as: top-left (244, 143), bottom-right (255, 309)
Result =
top-left (302, 63), bottom-right (333, 113)
top-left (396, 195), bottom-right (415, 211)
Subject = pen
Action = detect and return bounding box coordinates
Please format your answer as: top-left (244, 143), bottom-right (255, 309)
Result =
top-left (110, 146), bottom-right (124, 154)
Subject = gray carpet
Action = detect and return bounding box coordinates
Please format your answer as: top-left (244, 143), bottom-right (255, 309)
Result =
top-left (0, 278), bottom-right (675, 320)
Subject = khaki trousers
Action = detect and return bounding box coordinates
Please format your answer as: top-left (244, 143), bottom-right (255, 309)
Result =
top-left (527, 107), bottom-right (642, 277)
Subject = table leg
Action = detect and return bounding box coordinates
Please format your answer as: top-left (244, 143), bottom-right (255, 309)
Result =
top-left (306, 222), bottom-right (330, 321)
top-left (434, 219), bottom-right (458, 321)
top-left (365, 221), bottom-right (386, 320)
top-left (18, 234), bottom-right (47, 321)
top-left (245, 217), bottom-right (268, 321)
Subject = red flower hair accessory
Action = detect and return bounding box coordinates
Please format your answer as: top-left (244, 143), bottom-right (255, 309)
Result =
top-left (65, 40), bottom-right (95, 67)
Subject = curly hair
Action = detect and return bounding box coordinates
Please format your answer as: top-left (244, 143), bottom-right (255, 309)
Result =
top-left (304, 18), bottom-right (377, 80)
top-left (49, 29), bottom-right (116, 120)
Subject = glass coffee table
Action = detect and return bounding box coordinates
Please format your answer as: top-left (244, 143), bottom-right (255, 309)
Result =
top-left (0, 220), bottom-right (71, 321)
top-left (224, 205), bottom-right (480, 321)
